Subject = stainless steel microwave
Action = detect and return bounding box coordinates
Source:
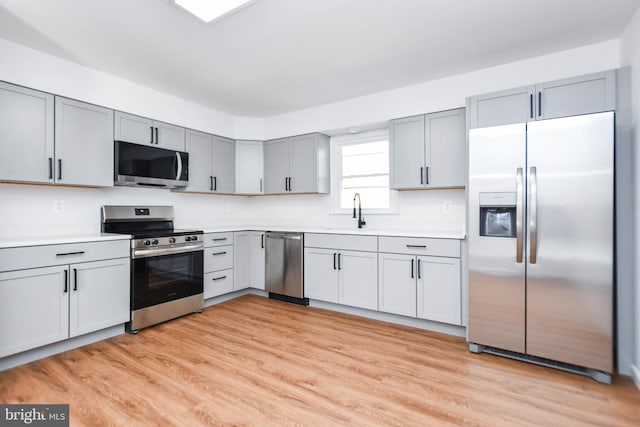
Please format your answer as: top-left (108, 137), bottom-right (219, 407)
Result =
top-left (114, 141), bottom-right (188, 189)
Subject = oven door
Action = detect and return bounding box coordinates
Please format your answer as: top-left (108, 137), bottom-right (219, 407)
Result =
top-left (132, 250), bottom-right (203, 310)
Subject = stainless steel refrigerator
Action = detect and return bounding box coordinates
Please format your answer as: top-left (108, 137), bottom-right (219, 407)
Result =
top-left (467, 112), bottom-right (614, 383)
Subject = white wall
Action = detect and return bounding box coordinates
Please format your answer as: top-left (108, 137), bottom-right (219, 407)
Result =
top-left (621, 6), bottom-right (640, 388)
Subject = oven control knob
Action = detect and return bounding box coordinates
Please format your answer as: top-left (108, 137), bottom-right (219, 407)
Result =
top-left (152, 239), bottom-right (159, 245)
top-left (191, 235), bottom-right (198, 241)
top-left (185, 236), bottom-right (192, 242)
top-left (169, 237), bottom-right (176, 244)
top-left (144, 240), bottom-right (151, 246)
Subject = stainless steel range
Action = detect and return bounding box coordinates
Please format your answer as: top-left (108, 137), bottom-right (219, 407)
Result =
top-left (101, 205), bottom-right (204, 333)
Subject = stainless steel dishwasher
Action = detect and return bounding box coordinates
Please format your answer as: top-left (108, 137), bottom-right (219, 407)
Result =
top-left (265, 232), bottom-right (308, 305)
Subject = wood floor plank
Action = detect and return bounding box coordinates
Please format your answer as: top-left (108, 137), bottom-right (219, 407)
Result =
top-left (1, 294), bottom-right (639, 426)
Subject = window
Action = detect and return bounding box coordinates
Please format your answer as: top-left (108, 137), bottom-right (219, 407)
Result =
top-left (331, 129), bottom-right (397, 214)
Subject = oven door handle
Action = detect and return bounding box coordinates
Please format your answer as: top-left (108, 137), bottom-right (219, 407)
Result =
top-left (132, 243), bottom-right (203, 259)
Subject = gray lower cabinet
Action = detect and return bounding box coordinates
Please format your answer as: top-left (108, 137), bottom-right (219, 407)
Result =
top-left (0, 83), bottom-right (113, 187)
top-left (467, 70), bottom-right (616, 128)
top-left (180, 130), bottom-right (235, 194)
top-left (235, 140), bottom-right (264, 194)
top-left (304, 233), bottom-right (378, 310)
top-left (0, 241), bottom-right (130, 358)
top-left (233, 231), bottom-right (265, 290)
top-left (378, 237), bottom-right (462, 325)
top-left (203, 232), bottom-right (234, 298)
top-left (264, 133), bottom-right (330, 194)
top-left (114, 111), bottom-right (185, 151)
top-left (0, 82), bottom-right (54, 184)
top-left (55, 97), bottom-right (114, 187)
top-left (390, 108), bottom-right (465, 190)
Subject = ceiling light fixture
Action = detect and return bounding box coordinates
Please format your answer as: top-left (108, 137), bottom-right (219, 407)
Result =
top-left (171, 0), bottom-right (258, 23)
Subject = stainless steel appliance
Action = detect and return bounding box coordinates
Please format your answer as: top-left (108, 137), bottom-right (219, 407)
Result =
top-left (101, 205), bottom-right (203, 332)
top-left (265, 232), bottom-right (307, 305)
top-left (114, 141), bottom-right (188, 188)
top-left (468, 112), bottom-right (614, 383)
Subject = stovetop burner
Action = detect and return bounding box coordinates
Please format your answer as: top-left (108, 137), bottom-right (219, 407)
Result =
top-left (101, 205), bottom-right (203, 239)
top-left (129, 229), bottom-right (203, 239)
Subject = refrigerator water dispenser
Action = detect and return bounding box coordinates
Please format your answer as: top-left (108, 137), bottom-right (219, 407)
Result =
top-left (479, 192), bottom-right (516, 238)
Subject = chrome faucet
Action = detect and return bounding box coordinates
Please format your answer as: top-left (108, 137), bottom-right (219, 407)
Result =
top-left (352, 193), bottom-right (366, 229)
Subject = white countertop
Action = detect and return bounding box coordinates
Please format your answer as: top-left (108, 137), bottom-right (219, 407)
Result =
top-left (200, 225), bottom-right (466, 240)
top-left (0, 233), bottom-right (132, 249)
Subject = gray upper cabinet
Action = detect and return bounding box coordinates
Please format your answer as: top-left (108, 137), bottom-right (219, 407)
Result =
top-left (114, 111), bottom-right (185, 151)
top-left (468, 70), bottom-right (616, 128)
top-left (263, 133), bottom-right (329, 195)
top-left (179, 130), bottom-right (235, 194)
top-left (0, 82), bottom-right (54, 184)
top-left (235, 140), bottom-right (264, 194)
top-left (55, 97), bottom-right (114, 187)
top-left (390, 108), bottom-right (465, 190)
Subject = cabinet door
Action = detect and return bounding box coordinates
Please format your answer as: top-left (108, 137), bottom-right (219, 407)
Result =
top-left (264, 138), bottom-right (289, 194)
top-left (304, 248), bottom-right (339, 303)
top-left (250, 232), bottom-right (266, 290)
top-left (426, 108), bottom-right (466, 188)
top-left (183, 129), bottom-right (213, 192)
top-left (468, 85), bottom-right (535, 129)
top-left (154, 120), bottom-right (185, 151)
top-left (54, 97), bottom-right (114, 187)
top-left (536, 70), bottom-right (616, 120)
top-left (289, 134), bottom-right (318, 193)
top-left (378, 253), bottom-right (416, 317)
top-left (69, 258), bottom-right (130, 338)
top-left (114, 111), bottom-right (154, 145)
top-left (390, 115), bottom-right (425, 189)
top-left (205, 245), bottom-right (234, 273)
top-left (0, 266), bottom-right (69, 358)
top-left (212, 136), bottom-right (235, 194)
top-left (416, 256), bottom-right (461, 325)
top-left (236, 140), bottom-right (264, 194)
top-left (339, 250), bottom-right (378, 311)
top-left (233, 232), bottom-right (251, 290)
top-left (0, 82), bottom-right (54, 184)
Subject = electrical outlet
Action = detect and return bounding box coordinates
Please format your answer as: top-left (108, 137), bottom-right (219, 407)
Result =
top-left (52, 200), bottom-right (65, 213)
top-left (442, 200), bottom-right (452, 213)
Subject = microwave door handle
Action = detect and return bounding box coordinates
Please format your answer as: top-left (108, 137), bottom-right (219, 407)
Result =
top-left (176, 152), bottom-right (183, 181)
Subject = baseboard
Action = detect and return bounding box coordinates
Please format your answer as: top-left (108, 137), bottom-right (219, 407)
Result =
top-left (204, 288), bottom-right (267, 307)
top-left (632, 364), bottom-right (640, 390)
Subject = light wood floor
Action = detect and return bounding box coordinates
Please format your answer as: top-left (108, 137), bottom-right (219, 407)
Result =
top-left (1, 295), bottom-right (639, 426)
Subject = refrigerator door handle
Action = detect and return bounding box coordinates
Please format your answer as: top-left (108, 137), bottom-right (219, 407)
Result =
top-left (529, 166), bottom-right (538, 264)
top-left (516, 167), bottom-right (524, 263)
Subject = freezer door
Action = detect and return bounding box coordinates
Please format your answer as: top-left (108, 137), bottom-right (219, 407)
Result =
top-left (526, 112), bottom-right (614, 373)
top-left (468, 124), bottom-right (526, 353)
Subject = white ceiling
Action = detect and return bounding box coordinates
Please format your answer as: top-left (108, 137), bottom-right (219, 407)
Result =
top-left (1, 0), bottom-right (639, 117)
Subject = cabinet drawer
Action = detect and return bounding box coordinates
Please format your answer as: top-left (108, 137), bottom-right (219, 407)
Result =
top-left (203, 232), bottom-right (234, 247)
top-left (204, 270), bottom-right (234, 299)
top-left (305, 233), bottom-right (377, 252)
top-left (204, 245), bottom-right (233, 273)
top-left (379, 236), bottom-right (460, 257)
top-left (0, 239), bottom-right (130, 272)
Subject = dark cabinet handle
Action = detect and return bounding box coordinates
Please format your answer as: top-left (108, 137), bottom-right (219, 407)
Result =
top-left (155, 127), bottom-right (159, 144)
top-left (417, 260), bottom-right (421, 279)
top-left (530, 94), bottom-right (534, 119)
top-left (56, 251), bottom-right (85, 257)
top-left (538, 92), bottom-right (542, 117)
top-left (338, 253), bottom-right (341, 270)
top-left (333, 252), bottom-right (337, 270)
top-left (260, 179), bottom-right (263, 193)
top-left (288, 177), bottom-right (292, 192)
top-left (57, 159), bottom-right (62, 180)
top-left (406, 245), bottom-right (426, 249)
top-left (48, 158), bottom-right (53, 179)
top-left (411, 259), bottom-right (414, 279)
top-left (73, 268), bottom-right (78, 291)
top-left (425, 167), bottom-right (429, 185)
top-left (212, 238), bottom-right (227, 242)
top-left (63, 269), bottom-right (68, 293)
top-left (212, 276), bottom-right (227, 281)
top-left (261, 234), bottom-right (264, 249)
top-left (284, 177), bottom-right (288, 191)
top-left (214, 176), bottom-right (217, 191)
top-left (150, 126), bottom-right (154, 144)
top-left (420, 167), bottom-right (424, 185)
top-left (212, 251), bottom-right (227, 256)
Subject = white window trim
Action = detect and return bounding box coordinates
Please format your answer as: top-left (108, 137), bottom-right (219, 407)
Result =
top-left (330, 128), bottom-right (398, 215)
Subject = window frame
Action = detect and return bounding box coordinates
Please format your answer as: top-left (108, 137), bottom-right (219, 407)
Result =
top-left (330, 128), bottom-right (398, 215)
